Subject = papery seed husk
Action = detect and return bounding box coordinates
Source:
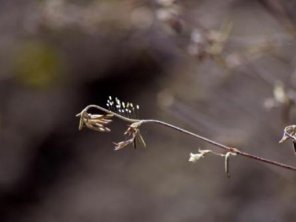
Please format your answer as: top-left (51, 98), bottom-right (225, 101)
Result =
top-left (91, 114), bottom-right (104, 118)
top-left (78, 117), bottom-right (84, 130)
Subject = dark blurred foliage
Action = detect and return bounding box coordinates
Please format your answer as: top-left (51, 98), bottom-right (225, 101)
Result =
top-left (1, 0), bottom-right (296, 222)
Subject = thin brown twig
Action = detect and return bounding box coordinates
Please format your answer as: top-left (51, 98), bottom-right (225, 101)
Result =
top-left (140, 120), bottom-right (296, 171)
top-left (77, 104), bottom-right (296, 172)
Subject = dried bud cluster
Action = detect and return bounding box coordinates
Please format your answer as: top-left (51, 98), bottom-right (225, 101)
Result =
top-left (77, 110), bottom-right (113, 132)
top-left (76, 97), bottom-right (146, 151)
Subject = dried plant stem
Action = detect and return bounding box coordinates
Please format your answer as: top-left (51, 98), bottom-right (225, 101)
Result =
top-left (79, 104), bottom-right (296, 172)
top-left (79, 105), bottom-right (139, 123)
top-left (140, 120), bottom-right (296, 171)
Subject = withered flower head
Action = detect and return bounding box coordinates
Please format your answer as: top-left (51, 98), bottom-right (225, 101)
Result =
top-left (279, 125), bottom-right (296, 143)
top-left (279, 125), bottom-right (296, 153)
top-left (114, 121), bottom-right (146, 150)
top-left (76, 110), bottom-right (113, 132)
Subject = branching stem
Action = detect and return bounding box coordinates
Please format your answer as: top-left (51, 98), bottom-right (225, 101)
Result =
top-left (78, 104), bottom-right (296, 172)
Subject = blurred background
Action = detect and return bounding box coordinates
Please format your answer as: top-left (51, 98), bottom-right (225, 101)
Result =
top-left (1, 0), bottom-right (296, 221)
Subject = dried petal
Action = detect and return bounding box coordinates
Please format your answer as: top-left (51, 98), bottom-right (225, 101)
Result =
top-left (224, 152), bottom-right (237, 178)
top-left (189, 149), bottom-right (212, 162)
top-left (78, 115), bottom-right (84, 130)
top-left (114, 139), bottom-right (134, 150)
top-left (137, 131), bottom-right (146, 148)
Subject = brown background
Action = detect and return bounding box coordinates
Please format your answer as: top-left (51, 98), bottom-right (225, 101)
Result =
top-left (1, 0), bottom-right (296, 221)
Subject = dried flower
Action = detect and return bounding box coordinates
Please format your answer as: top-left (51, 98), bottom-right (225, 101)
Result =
top-left (279, 125), bottom-right (296, 143)
top-left (114, 121), bottom-right (146, 150)
top-left (279, 125), bottom-right (296, 153)
top-left (76, 110), bottom-right (113, 132)
top-left (189, 149), bottom-right (213, 162)
top-left (189, 149), bottom-right (236, 177)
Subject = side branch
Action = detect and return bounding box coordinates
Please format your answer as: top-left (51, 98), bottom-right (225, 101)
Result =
top-left (141, 120), bottom-right (296, 171)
